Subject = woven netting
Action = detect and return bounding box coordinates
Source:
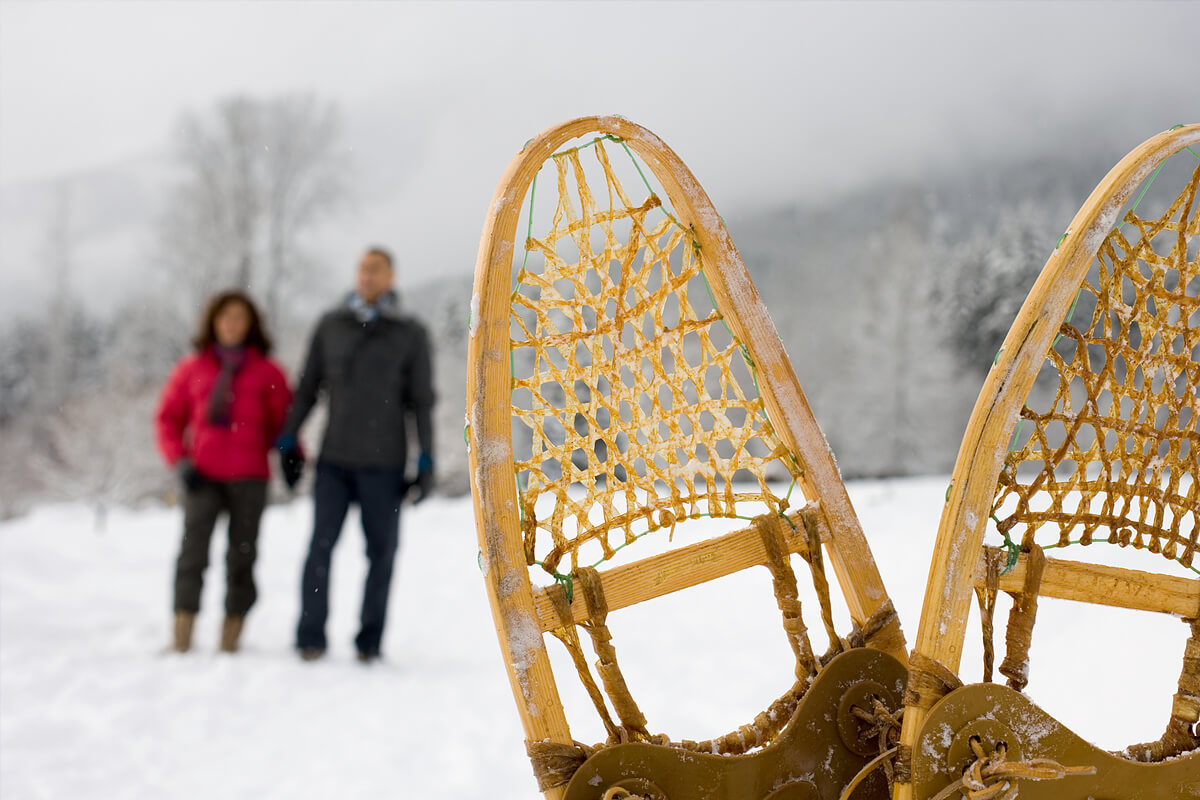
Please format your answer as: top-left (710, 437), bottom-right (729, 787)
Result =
top-left (510, 137), bottom-right (803, 578)
top-left (992, 158), bottom-right (1200, 570)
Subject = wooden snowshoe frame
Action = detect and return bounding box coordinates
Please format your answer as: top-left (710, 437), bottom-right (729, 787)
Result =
top-left (894, 124), bottom-right (1200, 800)
top-left (467, 116), bottom-right (905, 799)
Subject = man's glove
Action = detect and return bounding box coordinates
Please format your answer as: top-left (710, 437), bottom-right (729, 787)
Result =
top-left (276, 434), bottom-right (306, 490)
top-left (406, 452), bottom-right (434, 505)
top-left (177, 458), bottom-right (205, 492)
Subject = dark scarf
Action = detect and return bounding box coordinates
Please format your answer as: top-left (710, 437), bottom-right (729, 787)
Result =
top-left (206, 345), bottom-right (247, 426)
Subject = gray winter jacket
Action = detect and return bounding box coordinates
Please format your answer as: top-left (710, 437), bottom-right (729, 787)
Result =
top-left (283, 294), bottom-right (434, 470)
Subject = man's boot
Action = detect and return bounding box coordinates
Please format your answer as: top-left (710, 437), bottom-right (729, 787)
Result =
top-left (173, 611), bottom-right (195, 653)
top-left (219, 616), bottom-right (244, 653)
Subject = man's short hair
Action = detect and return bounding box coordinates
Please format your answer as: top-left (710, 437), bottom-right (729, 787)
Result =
top-left (365, 246), bottom-right (394, 268)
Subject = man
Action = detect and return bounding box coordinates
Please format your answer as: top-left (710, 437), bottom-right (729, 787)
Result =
top-left (277, 246), bottom-right (435, 662)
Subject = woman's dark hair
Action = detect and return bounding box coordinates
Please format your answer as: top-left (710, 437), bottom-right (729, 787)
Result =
top-left (193, 290), bottom-right (273, 354)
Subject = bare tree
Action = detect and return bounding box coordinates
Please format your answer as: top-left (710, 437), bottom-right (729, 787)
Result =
top-left (26, 181), bottom-right (80, 467)
top-left (261, 96), bottom-right (345, 320)
top-left (157, 94), bottom-right (349, 321)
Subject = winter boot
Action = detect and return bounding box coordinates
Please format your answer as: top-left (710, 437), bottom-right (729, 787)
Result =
top-left (219, 616), bottom-right (244, 653)
top-left (173, 611), bottom-right (196, 653)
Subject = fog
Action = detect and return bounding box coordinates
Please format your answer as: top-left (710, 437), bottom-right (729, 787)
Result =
top-left (2, 1), bottom-right (1197, 315)
top-left (0, 0), bottom-right (1197, 499)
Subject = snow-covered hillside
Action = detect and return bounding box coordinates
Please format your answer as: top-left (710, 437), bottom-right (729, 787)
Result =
top-left (0, 478), bottom-right (1188, 798)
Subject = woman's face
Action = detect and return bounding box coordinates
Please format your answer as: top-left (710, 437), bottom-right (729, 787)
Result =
top-left (213, 301), bottom-right (252, 347)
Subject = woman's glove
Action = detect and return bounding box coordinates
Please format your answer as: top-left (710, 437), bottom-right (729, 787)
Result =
top-left (177, 458), bottom-right (205, 492)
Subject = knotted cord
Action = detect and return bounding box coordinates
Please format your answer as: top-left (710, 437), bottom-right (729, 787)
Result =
top-left (928, 738), bottom-right (1095, 800)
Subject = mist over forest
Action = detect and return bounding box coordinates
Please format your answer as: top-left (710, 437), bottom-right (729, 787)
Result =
top-left (2, 90), bottom-right (1173, 520)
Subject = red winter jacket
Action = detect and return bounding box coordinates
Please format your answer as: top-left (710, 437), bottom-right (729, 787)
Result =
top-left (155, 347), bottom-right (293, 482)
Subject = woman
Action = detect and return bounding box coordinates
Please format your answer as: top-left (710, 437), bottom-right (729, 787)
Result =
top-left (155, 290), bottom-right (295, 653)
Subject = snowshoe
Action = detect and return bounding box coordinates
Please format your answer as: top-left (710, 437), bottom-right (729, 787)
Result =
top-left (467, 116), bottom-right (907, 799)
top-left (893, 124), bottom-right (1200, 799)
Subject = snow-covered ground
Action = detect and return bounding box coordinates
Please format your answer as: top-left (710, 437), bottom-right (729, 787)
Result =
top-left (0, 477), bottom-right (1189, 798)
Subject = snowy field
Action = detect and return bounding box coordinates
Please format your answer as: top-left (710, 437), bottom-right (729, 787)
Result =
top-left (0, 477), bottom-right (1189, 799)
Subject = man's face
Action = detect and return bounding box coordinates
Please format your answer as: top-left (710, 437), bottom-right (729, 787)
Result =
top-left (356, 252), bottom-right (393, 303)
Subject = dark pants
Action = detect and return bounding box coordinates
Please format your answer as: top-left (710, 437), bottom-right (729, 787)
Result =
top-left (296, 462), bottom-right (403, 654)
top-left (174, 479), bottom-right (268, 617)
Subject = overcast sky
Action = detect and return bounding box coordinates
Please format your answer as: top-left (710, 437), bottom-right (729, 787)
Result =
top-left (1, 0), bottom-right (1198, 313)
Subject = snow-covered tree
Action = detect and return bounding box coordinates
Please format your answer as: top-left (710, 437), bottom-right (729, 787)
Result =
top-left (941, 204), bottom-right (1055, 375)
top-left (155, 93), bottom-right (349, 323)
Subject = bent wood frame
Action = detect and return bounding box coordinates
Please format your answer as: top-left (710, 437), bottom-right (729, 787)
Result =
top-left (983, 550), bottom-right (1199, 618)
top-left (528, 503), bottom-right (830, 633)
top-left (467, 116), bottom-right (903, 799)
top-left (893, 123), bottom-right (1200, 800)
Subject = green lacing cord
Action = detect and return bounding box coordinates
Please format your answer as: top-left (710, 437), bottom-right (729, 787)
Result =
top-left (545, 132), bottom-right (685, 229)
top-left (610, 136), bottom-right (685, 231)
top-left (1051, 289), bottom-right (1082, 349)
top-left (514, 169), bottom-right (538, 297)
top-left (511, 130), bottom-right (804, 576)
top-left (990, 515), bottom-right (1021, 575)
top-left (695, 256), bottom-right (803, 477)
top-left (545, 133), bottom-right (686, 231)
top-left (588, 510), bottom-right (761, 569)
top-left (513, 131), bottom-right (687, 297)
top-left (946, 486), bottom-right (1014, 578)
top-left (1167, 123), bottom-right (1200, 160)
top-left (1040, 537), bottom-right (1200, 577)
top-left (986, 123), bottom-right (1200, 583)
top-left (596, 531), bottom-right (654, 567)
top-left (689, 211), bottom-right (800, 488)
top-left (530, 561), bottom-right (576, 604)
top-left (528, 500), bottom-right (796, 605)
top-left (552, 569), bottom-right (575, 604)
top-left (1117, 159), bottom-right (1166, 235)
top-left (1121, 124), bottom-right (1200, 227)
top-left (1005, 416), bottom-right (1027, 454)
top-left (1039, 127), bottom-right (1196, 354)
top-left (530, 508), bottom-right (768, 589)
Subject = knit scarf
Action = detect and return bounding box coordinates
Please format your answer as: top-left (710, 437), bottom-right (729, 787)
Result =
top-left (346, 290), bottom-right (398, 324)
top-left (206, 346), bottom-right (246, 427)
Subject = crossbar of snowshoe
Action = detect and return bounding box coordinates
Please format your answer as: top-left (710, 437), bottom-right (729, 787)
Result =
top-left (562, 648), bottom-right (907, 800)
top-left (911, 682), bottom-right (1200, 799)
top-left (532, 504), bottom-right (826, 632)
top-left (974, 551), bottom-right (1200, 618)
